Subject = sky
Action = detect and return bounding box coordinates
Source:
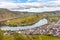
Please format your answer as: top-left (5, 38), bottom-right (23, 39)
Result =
top-left (0, 0), bottom-right (60, 12)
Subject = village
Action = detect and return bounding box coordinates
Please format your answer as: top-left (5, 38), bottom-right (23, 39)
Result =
top-left (2, 20), bottom-right (60, 37)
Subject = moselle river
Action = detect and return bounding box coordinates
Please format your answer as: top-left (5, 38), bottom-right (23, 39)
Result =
top-left (1, 18), bottom-right (48, 31)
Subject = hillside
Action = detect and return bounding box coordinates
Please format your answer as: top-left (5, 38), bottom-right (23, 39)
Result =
top-left (0, 8), bottom-right (60, 26)
top-left (0, 8), bottom-right (21, 21)
top-left (0, 8), bottom-right (34, 22)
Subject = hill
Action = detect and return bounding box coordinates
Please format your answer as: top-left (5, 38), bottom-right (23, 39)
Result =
top-left (0, 8), bottom-right (21, 21)
top-left (0, 8), bottom-right (60, 26)
top-left (0, 8), bottom-right (34, 22)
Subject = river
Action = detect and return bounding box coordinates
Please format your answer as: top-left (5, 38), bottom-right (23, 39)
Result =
top-left (1, 18), bottom-right (48, 31)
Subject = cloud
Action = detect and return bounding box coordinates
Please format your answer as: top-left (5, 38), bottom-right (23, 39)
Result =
top-left (0, 2), bottom-right (18, 8)
top-left (0, 0), bottom-right (60, 12)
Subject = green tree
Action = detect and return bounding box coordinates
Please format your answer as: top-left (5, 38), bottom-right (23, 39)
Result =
top-left (13, 33), bottom-right (31, 40)
top-left (0, 30), bottom-right (3, 40)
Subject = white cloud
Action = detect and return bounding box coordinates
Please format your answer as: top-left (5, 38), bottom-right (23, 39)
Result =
top-left (0, 2), bottom-right (18, 8)
top-left (0, 0), bottom-right (60, 12)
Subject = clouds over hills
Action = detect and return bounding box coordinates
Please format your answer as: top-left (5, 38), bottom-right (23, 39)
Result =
top-left (0, 0), bottom-right (60, 12)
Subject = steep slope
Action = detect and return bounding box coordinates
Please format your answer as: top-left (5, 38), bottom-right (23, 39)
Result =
top-left (0, 8), bottom-right (60, 26)
top-left (0, 8), bottom-right (24, 22)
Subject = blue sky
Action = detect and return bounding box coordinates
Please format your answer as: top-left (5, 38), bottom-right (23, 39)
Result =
top-left (9, 0), bottom-right (28, 3)
top-left (0, 0), bottom-right (56, 3)
top-left (0, 0), bottom-right (59, 5)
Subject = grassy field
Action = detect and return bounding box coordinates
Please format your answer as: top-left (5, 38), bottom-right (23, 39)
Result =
top-left (2, 34), bottom-right (60, 40)
top-left (0, 30), bottom-right (60, 40)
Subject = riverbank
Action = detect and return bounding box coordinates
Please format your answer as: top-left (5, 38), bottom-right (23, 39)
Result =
top-left (1, 19), bottom-right (47, 30)
top-left (17, 20), bottom-right (60, 37)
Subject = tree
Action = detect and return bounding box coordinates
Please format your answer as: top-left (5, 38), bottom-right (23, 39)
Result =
top-left (13, 33), bottom-right (30, 40)
top-left (0, 30), bottom-right (3, 40)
